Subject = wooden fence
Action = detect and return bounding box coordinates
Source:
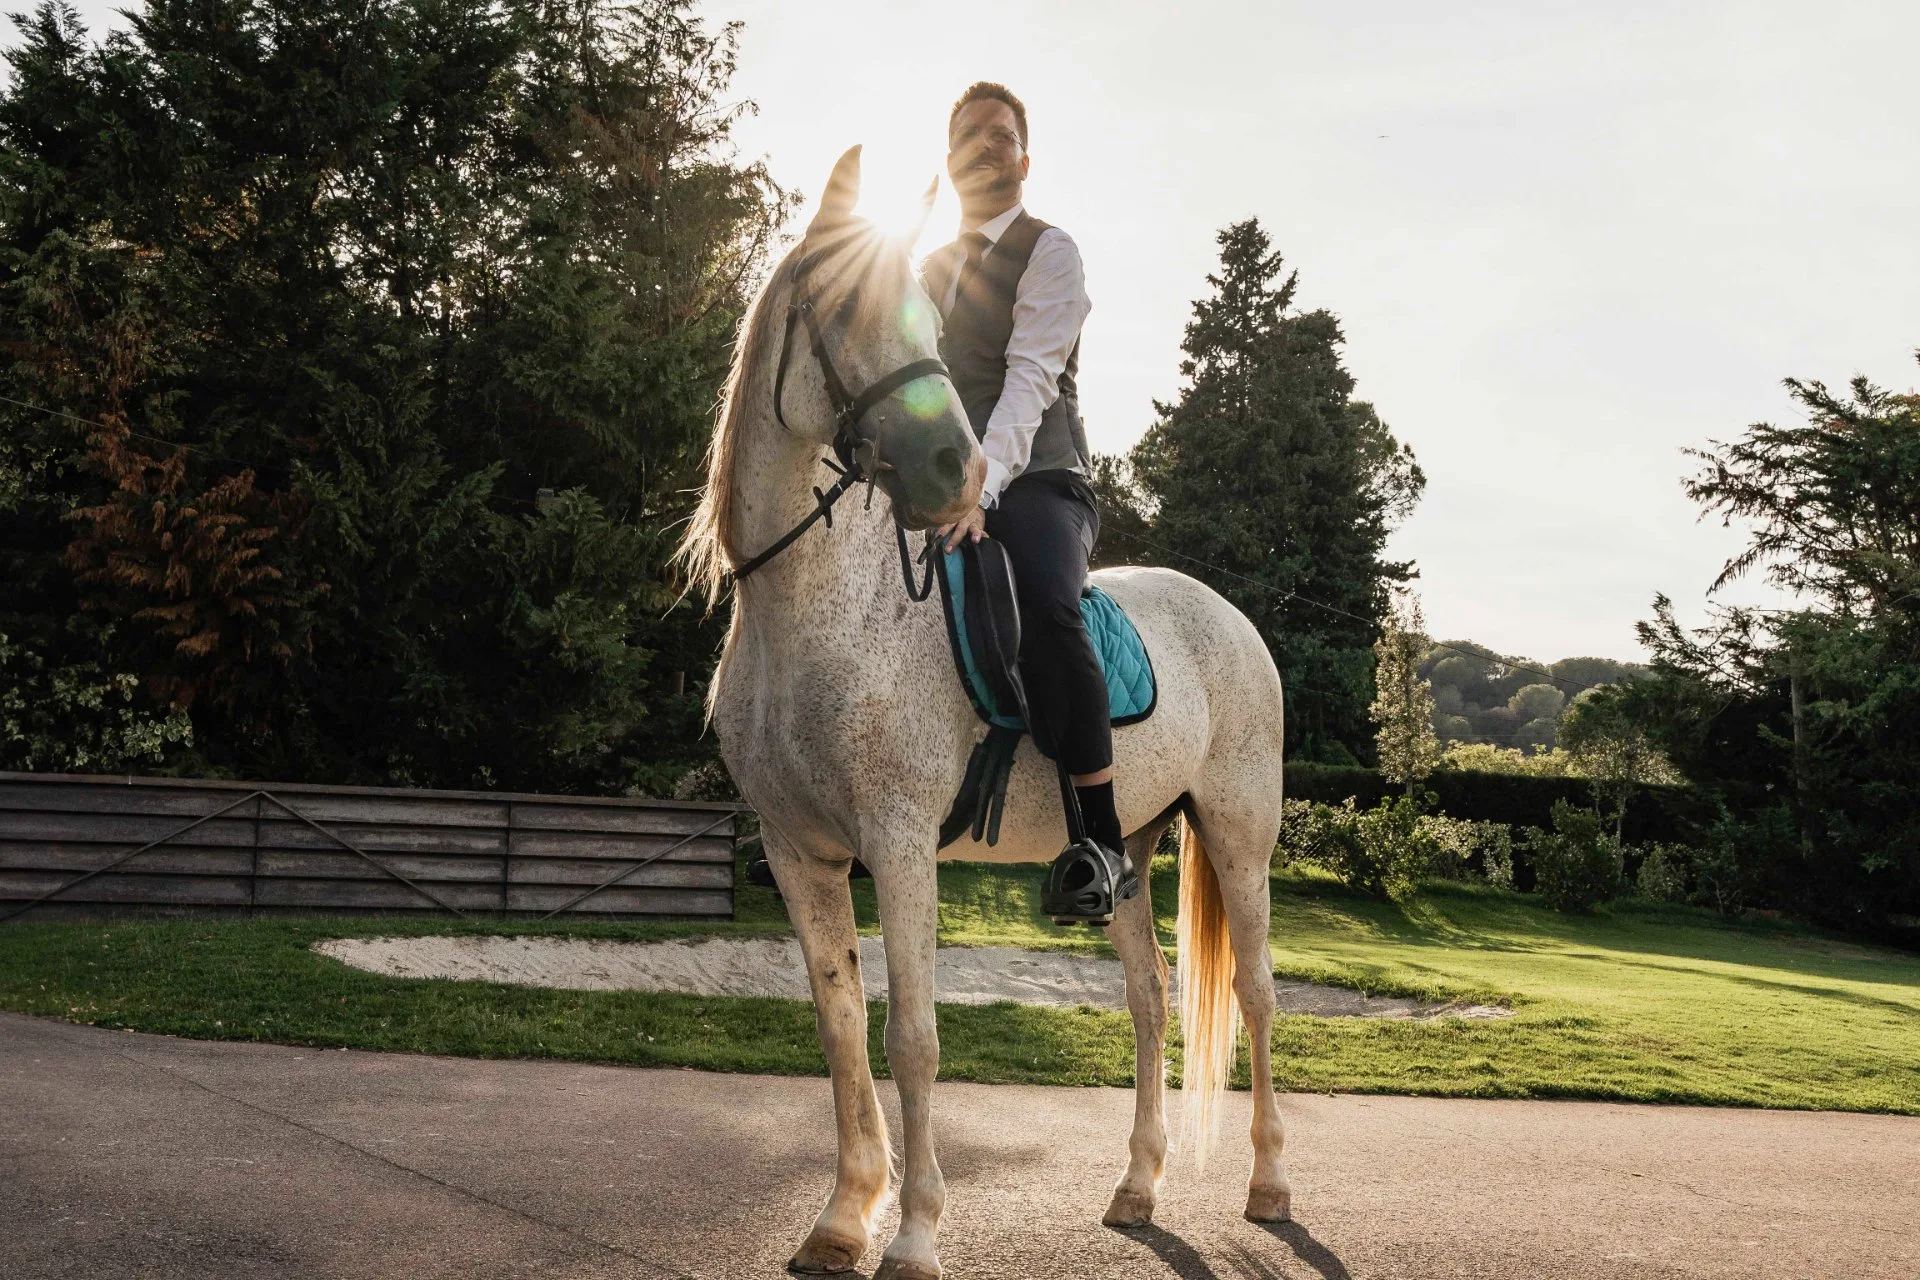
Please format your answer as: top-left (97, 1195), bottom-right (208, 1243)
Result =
top-left (0, 771), bottom-right (741, 921)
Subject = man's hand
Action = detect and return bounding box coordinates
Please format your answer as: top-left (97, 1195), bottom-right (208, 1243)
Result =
top-left (935, 505), bottom-right (988, 552)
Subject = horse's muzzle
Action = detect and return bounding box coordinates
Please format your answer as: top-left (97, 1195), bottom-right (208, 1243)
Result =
top-left (877, 412), bottom-right (984, 530)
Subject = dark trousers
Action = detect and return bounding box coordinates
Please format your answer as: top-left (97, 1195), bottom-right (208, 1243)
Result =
top-left (984, 469), bottom-right (1112, 776)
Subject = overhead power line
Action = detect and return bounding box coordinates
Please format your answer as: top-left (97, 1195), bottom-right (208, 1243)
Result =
top-left (10, 391), bottom-right (1633, 704)
top-left (1, 392), bottom-right (549, 511)
top-left (1102, 526), bottom-right (1616, 698)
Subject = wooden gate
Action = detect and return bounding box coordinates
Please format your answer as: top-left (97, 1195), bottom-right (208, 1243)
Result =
top-left (0, 771), bottom-right (740, 921)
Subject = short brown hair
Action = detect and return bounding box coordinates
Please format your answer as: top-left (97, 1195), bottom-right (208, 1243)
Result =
top-left (949, 81), bottom-right (1028, 149)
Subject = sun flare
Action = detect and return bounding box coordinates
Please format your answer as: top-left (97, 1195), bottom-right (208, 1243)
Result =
top-left (850, 144), bottom-right (950, 253)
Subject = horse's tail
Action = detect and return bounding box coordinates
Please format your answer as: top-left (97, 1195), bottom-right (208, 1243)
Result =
top-left (1175, 811), bottom-right (1240, 1169)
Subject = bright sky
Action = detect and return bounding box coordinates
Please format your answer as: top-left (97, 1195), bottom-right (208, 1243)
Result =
top-left (23, 1), bottom-right (1920, 663)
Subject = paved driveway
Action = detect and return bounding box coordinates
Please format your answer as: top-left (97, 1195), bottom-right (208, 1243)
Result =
top-left (2, 1013), bottom-right (1914, 1279)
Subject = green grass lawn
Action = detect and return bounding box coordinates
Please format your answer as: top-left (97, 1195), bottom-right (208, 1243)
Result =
top-left (3, 859), bottom-right (1917, 1113)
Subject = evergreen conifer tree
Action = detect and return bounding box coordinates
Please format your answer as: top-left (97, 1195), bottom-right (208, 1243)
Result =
top-left (1125, 220), bottom-right (1423, 759)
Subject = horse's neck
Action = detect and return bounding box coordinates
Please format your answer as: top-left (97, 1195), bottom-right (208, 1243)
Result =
top-left (725, 405), bottom-right (918, 669)
top-left (713, 326), bottom-right (978, 850)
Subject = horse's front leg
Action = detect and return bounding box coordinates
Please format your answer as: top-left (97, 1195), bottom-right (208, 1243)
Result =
top-left (1102, 822), bottom-right (1174, 1227)
top-left (868, 837), bottom-right (946, 1280)
top-left (765, 827), bottom-right (891, 1274)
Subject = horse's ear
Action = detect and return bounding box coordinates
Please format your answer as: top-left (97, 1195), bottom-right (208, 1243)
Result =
top-left (903, 176), bottom-right (939, 245)
top-left (811, 145), bottom-right (862, 228)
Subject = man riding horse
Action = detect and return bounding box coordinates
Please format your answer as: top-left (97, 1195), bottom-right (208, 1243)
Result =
top-left (687, 84), bottom-right (1292, 1275)
top-left (924, 82), bottom-right (1135, 924)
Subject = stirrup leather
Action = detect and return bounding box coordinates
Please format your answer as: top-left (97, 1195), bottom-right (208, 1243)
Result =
top-left (1042, 839), bottom-right (1138, 926)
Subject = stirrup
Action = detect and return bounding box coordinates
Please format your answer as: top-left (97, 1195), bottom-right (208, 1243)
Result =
top-left (1042, 839), bottom-right (1138, 926)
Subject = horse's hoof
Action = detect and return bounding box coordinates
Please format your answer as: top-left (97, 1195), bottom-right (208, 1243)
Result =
top-left (872, 1258), bottom-right (942, 1280)
top-left (1244, 1185), bottom-right (1293, 1223)
top-left (787, 1228), bottom-right (866, 1275)
top-left (1102, 1188), bottom-right (1157, 1227)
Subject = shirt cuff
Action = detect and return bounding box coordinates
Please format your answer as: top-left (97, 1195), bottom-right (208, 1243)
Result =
top-left (979, 456), bottom-right (1013, 509)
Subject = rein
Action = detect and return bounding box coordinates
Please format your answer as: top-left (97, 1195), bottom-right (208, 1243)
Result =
top-left (731, 246), bottom-right (951, 601)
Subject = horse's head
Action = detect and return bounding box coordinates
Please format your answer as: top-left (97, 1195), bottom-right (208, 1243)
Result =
top-left (778, 146), bottom-right (984, 529)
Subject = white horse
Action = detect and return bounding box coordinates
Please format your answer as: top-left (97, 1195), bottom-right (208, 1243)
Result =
top-left (682, 147), bottom-right (1290, 1280)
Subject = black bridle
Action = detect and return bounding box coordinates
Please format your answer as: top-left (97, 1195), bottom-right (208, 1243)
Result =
top-left (730, 244), bottom-right (954, 599)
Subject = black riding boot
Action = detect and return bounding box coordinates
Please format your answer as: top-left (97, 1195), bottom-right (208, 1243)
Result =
top-left (1041, 780), bottom-right (1137, 926)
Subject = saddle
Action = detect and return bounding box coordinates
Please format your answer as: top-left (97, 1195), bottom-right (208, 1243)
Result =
top-left (935, 538), bottom-right (1156, 849)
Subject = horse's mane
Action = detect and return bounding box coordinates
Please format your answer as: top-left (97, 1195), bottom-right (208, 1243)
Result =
top-left (678, 220), bottom-right (915, 607)
top-left (679, 262), bottom-right (786, 607)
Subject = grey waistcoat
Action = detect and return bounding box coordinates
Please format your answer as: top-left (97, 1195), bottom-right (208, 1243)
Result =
top-left (924, 212), bottom-right (1089, 478)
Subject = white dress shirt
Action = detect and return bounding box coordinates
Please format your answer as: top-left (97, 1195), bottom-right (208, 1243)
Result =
top-left (935, 202), bottom-right (1092, 508)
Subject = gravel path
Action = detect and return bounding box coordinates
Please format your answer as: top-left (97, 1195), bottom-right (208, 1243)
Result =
top-left (313, 934), bottom-right (1510, 1019)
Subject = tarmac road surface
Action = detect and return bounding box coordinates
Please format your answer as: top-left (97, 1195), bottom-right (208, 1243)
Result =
top-left (2, 1012), bottom-right (1914, 1279)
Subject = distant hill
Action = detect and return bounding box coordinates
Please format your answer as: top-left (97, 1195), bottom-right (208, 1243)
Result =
top-left (1419, 640), bottom-right (1647, 752)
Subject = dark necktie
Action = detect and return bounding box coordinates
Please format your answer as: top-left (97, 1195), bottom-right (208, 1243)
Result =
top-left (952, 230), bottom-right (992, 304)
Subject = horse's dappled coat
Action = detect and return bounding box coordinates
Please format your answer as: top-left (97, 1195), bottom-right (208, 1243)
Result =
top-left (679, 146), bottom-right (1294, 1280)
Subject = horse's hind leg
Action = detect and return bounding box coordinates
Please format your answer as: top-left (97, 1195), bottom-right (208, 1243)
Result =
top-left (764, 827), bottom-right (891, 1273)
top-left (1193, 794), bottom-right (1293, 1222)
top-left (1102, 817), bottom-right (1175, 1227)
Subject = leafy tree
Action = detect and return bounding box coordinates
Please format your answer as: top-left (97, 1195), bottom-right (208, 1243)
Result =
top-left (1621, 360), bottom-right (1920, 927)
top-left (1510, 717), bottom-right (1557, 753)
top-left (1506, 683), bottom-right (1566, 750)
top-left (1558, 686), bottom-right (1683, 839)
top-left (1370, 589), bottom-right (1438, 797)
top-left (1, 410), bottom-right (193, 770)
top-left (1, 0), bottom-right (788, 793)
top-left (1551, 656), bottom-right (1647, 689)
top-left (1124, 219), bottom-right (1423, 759)
top-left (1423, 641), bottom-right (1537, 745)
top-left (1422, 640), bottom-right (1646, 751)
top-left (1508, 683), bottom-right (1566, 723)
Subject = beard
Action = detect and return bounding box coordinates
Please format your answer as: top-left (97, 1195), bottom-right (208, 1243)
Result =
top-left (954, 157), bottom-right (1019, 203)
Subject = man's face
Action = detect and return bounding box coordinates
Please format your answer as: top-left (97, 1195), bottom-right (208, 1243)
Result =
top-left (947, 98), bottom-right (1028, 206)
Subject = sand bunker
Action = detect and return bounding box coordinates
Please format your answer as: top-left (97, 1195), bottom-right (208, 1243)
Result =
top-left (315, 935), bottom-right (1509, 1020)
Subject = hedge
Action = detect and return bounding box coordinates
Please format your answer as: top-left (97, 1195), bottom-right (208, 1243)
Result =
top-left (1283, 764), bottom-right (1710, 847)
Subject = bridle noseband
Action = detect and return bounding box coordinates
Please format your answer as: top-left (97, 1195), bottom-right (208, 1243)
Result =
top-left (731, 244), bottom-right (954, 598)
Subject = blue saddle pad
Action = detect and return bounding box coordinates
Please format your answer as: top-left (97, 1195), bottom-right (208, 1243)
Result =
top-left (938, 548), bottom-right (1156, 731)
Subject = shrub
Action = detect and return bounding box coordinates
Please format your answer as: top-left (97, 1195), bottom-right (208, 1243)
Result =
top-left (670, 758), bottom-right (739, 802)
top-left (1285, 763), bottom-right (1707, 845)
top-left (1278, 796), bottom-right (1434, 901)
top-left (1418, 812), bottom-right (1478, 880)
top-left (1635, 843), bottom-right (1692, 903)
top-left (1277, 797), bottom-right (1358, 879)
top-left (1276, 798), bottom-right (1324, 862)
top-left (1524, 801), bottom-right (1624, 913)
top-left (1479, 823), bottom-right (1517, 889)
top-left (1354, 796), bottom-right (1439, 899)
top-left (1687, 806), bottom-right (1794, 920)
top-left (1417, 813), bottom-right (1515, 884)
top-left (1, 631), bottom-right (193, 773)
top-left (1436, 742), bottom-right (1581, 777)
